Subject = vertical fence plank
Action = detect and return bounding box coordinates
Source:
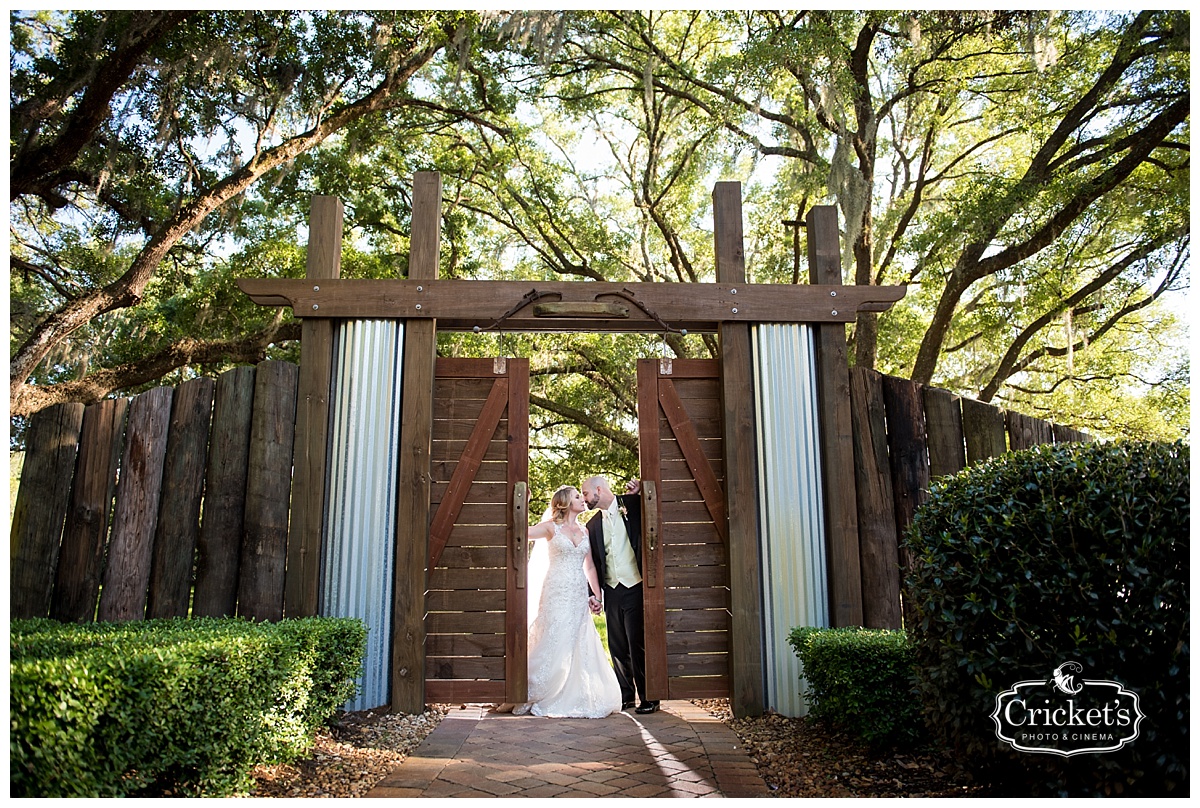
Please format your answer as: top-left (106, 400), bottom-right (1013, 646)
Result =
top-left (98, 387), bottom-right (174, 621)
top-left (1007, 410), bottom-right (1054, 451)
top-left (1053, 424), bottom-right (1092, 444)
top-left (393, 171), bottom-right (440, 713)
top-left (286, 195), bottom-right (343, 618)
top-left (193, 366), bottom-right (256, 617)
top-left (11, 402), bottom-right (85, 619)
top-left (923, 387), bottom-right (966, 479)
top-left (237, 360), bottom-right (299, 621)
top-left (961, 397), bottom-right (1008, 465)
top-left (147, 377), bottom-right (215, 618)
top-left (807, 204), bottom-right (863, 628)
top-left (713, 181), bottom-right (765, 717)
top-left (849, 368), bottom-right (901, 629)
top-left (881, 375), bottom-right (929, 579)
top-left (52, 398), bottom-right (128, 622)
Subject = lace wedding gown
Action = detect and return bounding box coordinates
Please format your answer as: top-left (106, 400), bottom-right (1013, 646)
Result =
top-left (515, 523), bottom-right (622, 718)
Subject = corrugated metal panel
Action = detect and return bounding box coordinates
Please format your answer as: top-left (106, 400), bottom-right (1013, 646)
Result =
top-left (323, 320), bottom-right (404, 711)
top-left (752, 323), bottom-right (829, 717)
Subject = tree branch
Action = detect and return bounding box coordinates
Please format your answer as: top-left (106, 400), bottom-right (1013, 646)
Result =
top-left (11, 28), bottom-right (449, 411)
top-left (529, 393), bottom-right (638, 451)
top-left (10, 320), bottom-right (301, 418)
top-left (11, 11), bottom-right (196, 199)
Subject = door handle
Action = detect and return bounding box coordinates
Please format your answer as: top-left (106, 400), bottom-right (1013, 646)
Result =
top-left (513, 481), bottom-right (527, 588)
top-left (641, 479), bottom-right (658, 588)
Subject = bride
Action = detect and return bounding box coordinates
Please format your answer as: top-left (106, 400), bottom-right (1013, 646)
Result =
top-left (515, 485), bottom-right (622, 718)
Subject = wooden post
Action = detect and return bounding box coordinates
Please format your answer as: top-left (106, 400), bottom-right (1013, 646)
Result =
top-left (923, 387), bottom-right (966, 479)
top-left (636, 359), bottom-right (669, 700)
top-left (237, 360), bottom-right (298, 621)
top-left (1007, 410), bottom-right (1054, 450)
top-left (285, 196), bottom-right (343, 617)
top-left (193, 366), bottom-right (256, 617)
top-left (52, 398), bottom-right (128, 622)
top-left (881, 374), bottom-right (930, 622)
top-left (807, 205), bottom-right (864, 627)
top-left (99, 387), bottom-right (174, 621)
top-left (147, 377), bottom-right (215, 618)
top-left (393, 171), bottom-right (440, 713)
top-left (505, 359), bottom-right (530, 705)
top-left (11, 402), bottom-right (85, 619)
top-left (961, 397), bottom-right (1007, 465)
top-left (849, 368), bottom-right (901, 629)
top-left (713, 181), bottom-right (765, 717)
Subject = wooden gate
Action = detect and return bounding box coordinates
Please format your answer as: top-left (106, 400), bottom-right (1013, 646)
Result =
top-left (425, 357), bottom-right (529, 704)
top-left (637, 358), bottom-right (731, 700)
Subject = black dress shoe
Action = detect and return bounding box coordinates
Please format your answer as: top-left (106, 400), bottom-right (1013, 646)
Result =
top-left (622, 701), bottom-right (636, 711)
top-left (635, 701), bottom-right (660, 714)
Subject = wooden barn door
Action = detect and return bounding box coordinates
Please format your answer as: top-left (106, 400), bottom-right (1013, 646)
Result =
top-left (425, 357), bottom-right (529, 704)
top-left (637, 358), bottom-right (731, 700)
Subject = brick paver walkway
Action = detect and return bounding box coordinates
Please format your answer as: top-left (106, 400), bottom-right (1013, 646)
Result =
top-left (366, 700), bottom-right (769, 798)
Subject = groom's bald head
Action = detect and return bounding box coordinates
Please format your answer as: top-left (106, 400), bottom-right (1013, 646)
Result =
top-left (581, 476), bottom-right (613, 509)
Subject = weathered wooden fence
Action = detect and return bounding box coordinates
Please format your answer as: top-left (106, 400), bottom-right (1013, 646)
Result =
top-left (849, 367), bottom-right (1090, 628)
top-left (10, 360), bottom-right (298, 622)
top-left (10, 358), bottom-right (1087, 630)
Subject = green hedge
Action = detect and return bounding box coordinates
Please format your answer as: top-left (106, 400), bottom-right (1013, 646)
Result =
top-left (10, 616), bottom-right (367, 797)
top-left (905, 440), bottom-right (1189, 796)
top-left (787, 625), bottom-right (924, 747)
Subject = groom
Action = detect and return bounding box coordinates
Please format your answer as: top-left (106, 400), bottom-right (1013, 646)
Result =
top-left (581, 476), bottom-right (659, 715)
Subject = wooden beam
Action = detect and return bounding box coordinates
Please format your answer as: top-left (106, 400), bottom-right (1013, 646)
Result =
top-left (808, 204), bottom-right (863, 628)
top-left (237, 278), bottom-right (906, 332)
top-left (393, 171), bottom-right (440, 714)
top-left (713, 181), bottom-right (765, 718)
top-left (285, 195), bottom-right (342, 617)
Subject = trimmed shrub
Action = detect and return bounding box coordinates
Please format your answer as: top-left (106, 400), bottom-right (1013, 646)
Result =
top-left (905, 440), bottom-right (1188, 796)
top-left (788, 625), bottom-right (925, 747)
top-left (10, 616), bottom-right (367, 797)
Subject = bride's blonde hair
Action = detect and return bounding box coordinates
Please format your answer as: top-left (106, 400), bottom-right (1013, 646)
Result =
top-left (542, 485), bottom-right (577, 524)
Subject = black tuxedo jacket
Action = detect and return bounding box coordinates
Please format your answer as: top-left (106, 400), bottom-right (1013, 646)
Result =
top-left (586, 493), bottom-right (643, 592)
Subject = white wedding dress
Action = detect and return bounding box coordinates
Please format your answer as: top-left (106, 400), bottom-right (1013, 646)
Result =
top-left (515, 523), bottom-right (622, 718)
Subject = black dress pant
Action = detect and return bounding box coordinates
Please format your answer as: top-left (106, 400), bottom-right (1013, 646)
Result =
top-left (603, 582), bottom-right (647, 703)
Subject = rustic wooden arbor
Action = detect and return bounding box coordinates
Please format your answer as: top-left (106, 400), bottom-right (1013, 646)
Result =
top-left (239, 172), bottom-right (905, 717)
